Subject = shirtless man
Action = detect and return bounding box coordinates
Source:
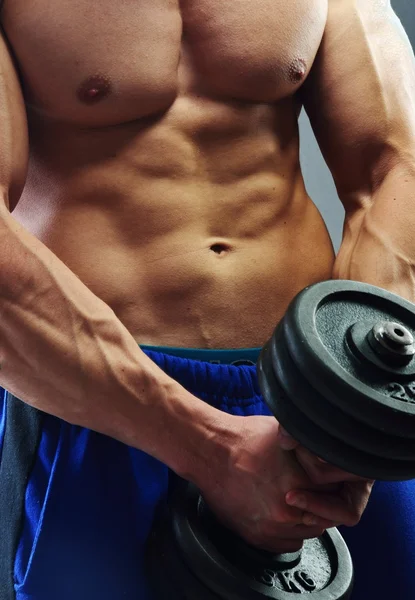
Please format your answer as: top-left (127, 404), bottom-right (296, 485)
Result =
top-left (0, 0), bottom-right (414, 598)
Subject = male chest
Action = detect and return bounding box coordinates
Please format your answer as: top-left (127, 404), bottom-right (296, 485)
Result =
top-left (1, 0), bottom-right (327, 127)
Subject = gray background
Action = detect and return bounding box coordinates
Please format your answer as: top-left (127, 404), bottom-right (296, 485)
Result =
top-left (300, 0), bottom-right (415, 252)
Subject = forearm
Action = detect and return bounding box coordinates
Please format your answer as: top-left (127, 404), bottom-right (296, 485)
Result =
top-left (0, 205), bottom-right (229, 478)
top-left (333, 162), bottom-right (415, 302)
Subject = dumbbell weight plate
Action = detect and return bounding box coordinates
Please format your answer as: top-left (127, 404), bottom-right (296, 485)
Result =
top-left (284, 281), bottom-right (415, 436)
top-left (259, 341), bottom-right (415, 480)
top-left (270, 327), bottom-right (415, 462)
top-left (147, 482), bottom-right (354, 600)
top-left (257, 280), bottom-right (415, 480)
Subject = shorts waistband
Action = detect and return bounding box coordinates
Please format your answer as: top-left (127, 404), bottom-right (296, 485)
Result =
top-left (139, 345), bottom-right (262, 366)
top-left (140, 347), bottom-right (263, 404)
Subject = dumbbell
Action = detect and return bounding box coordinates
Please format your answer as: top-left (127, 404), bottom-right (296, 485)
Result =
top-left (147, 280), bottom-right (415, 599)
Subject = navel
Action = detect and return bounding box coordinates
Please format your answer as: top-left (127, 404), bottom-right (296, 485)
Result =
top-left (77, 74), bottom-right (112, 105)
top-left (287, 59), bottom-right (307, 84)
top-left (210, 242), bottom-right (232, 256)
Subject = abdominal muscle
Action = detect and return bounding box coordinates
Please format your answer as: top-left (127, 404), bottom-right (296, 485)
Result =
top-left (14, 95), bottom-right (335, 349)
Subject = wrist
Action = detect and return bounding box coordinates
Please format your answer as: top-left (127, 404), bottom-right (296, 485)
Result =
top-left (153, 381), bottom-right (236, 485)
top-left (172, 393), bottom-right (238, 488)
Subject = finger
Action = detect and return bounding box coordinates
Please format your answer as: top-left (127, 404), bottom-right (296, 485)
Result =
top-left (276, 425), bottom-right (299, 451)
top-left (341, 480), bottom-right (374, 518)
top-left (285, 490), bottom-right (364, 527)
top-left (300, 512), bottom-right (336, 530)
top-left (280, 502), bottom-right (334, 528)
top-left (294, 445), bottom-right (372, 485)
top-left (285, 512), bottom-right (336, 530)
top-left (275, 504), bottom-right (335, 531)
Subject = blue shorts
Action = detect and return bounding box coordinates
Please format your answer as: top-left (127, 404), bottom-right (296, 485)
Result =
top-left (0, 349), bottom-right (414, 600)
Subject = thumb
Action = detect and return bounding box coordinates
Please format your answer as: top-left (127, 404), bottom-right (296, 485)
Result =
top-left (276, 425), bottom-right (299, 451)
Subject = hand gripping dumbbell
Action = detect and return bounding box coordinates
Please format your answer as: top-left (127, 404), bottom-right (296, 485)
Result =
top-left (147, 280), bottom-right (415, 599)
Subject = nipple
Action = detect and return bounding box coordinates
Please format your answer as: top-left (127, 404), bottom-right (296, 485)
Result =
top-left (288, 59), bottom-right (307, 84)
top-left (77, 75), bottom-right (112, 105)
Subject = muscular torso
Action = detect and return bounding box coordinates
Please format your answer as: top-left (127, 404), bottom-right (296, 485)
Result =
top-left (2, 0), bottom-right (334, 347)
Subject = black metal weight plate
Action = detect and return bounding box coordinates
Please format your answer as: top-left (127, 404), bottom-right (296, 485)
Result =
top-left (270, 328), bottom-right (415, 463)
top-left (147, 482), bottom-right (354, 600)
top-left (257, 280), bottom-right (415, 480)
top-left (258, 342), bottom-right (415, 480)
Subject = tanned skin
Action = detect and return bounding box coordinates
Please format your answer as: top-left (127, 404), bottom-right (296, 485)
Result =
top-left (0, 0), bottom-right (413, 550)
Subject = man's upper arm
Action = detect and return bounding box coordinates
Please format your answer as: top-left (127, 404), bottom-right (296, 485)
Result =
top-left (302, 0), bottom-right (415, 206)
top-left (0, 30), bottom-right (28, 211)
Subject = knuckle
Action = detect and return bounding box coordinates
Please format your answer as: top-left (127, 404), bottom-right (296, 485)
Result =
top-left (302, 513), bottom-right (319, 527)
top-left (345, 510), bottom-right (362, 527)
top-left (345, 518), bottom-right (359, 527)
top-left (281, 508), bottom-right (301, 525)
